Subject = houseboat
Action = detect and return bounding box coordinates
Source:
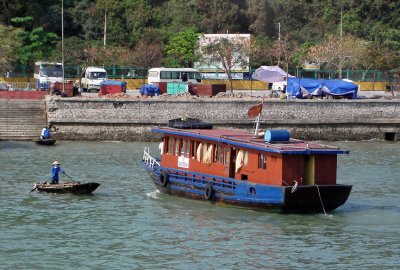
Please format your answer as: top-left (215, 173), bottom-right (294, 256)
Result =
top-left (142, 117), bottom-right (352, 213)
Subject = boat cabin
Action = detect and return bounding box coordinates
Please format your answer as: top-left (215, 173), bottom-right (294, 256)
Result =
top-left (154, 126), bottom-right (348, 187)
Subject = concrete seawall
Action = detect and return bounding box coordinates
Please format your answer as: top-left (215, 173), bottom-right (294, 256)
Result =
top-left (46, 96), bottom-right (400, 141)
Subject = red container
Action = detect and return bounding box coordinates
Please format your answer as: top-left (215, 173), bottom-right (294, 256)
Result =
top-left (155, 82), bottom-right (167, 94)
top-left (52, 81), bottom-right (74, 97)
top-left (189, 84), bottom-right (226, 97)
top-left (99, 81), bottom-right (127, 96)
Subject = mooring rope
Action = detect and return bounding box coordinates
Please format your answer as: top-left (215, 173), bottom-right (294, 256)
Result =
top-left (315, 185), bottom-right (327, 215)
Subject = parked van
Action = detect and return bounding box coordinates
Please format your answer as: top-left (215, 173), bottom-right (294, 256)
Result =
top-left (147, 67), bottom-right (201, 84)
top-left (80, 67), bottom-right (107, 92)
top-left (34, 61), bottom-right (63, 90)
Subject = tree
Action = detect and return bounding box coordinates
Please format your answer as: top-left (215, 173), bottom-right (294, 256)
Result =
top-left (306, 35), bottom-right (369, 78)
top-left (267, 34), bottom-right (299, 76)
top-left (0, 24), bottom-right (21, 71)
top-left (164, 27), bottom-right (200, 67)
top-left (198, 35), bottom-right (251, 93)
top-left (11, 16), bottom-right (58, 66)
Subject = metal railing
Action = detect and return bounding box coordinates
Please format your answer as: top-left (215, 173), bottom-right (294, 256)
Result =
top-left (142, 147), bottom-right (160, 169)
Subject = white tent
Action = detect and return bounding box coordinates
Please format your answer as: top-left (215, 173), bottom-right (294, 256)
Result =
top-left (251, 66), bottom-right (292, 83)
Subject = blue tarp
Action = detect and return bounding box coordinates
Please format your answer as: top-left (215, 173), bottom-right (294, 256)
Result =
top-left (286, 78), bottom-right (358, 99)
top-left (140, 84), bottom-right (159, 96)
top-left (101, 80), bottom-right (127, 86)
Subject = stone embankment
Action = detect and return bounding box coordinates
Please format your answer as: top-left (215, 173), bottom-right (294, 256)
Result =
top-left (46, 93), bottom-right (400, 141)
top-left (0, 99), bottom-right (47, 140)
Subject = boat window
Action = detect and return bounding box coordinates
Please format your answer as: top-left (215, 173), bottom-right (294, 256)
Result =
top-left (181, 139), bottom-right (190, 157)
top-left (176, 139), bottom-right (182, 156)
top-left (243, 151), bottom-right (248, 166)
top-left (196, 142), bottom-right (202, 162)
top-left (224, 147), bottom-right (229, 165)
top-left (258, 153), bottom-right (267, 169)
top-left (215, 145), bottom-right (224, 163)
top-left (213, 144), bottom-right (220, 163)
top-left (219, 146), bottom-right (224, 163)
top-left (190, 141), bottom-right (195, 158)
top-left (168, 137), bottom-right (175, 154)
top-left (164, 137), bottom-right (169, 154)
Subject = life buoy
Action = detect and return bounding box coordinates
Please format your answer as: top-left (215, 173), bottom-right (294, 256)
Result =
top-left (204, 184), bottom-right (213, 200)
top-left (159, 171), bottom-right (169, 187)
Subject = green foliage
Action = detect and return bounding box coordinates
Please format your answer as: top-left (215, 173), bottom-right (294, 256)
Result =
top-left (0, 24), bottom-right (21, 69)
top-left (12, 17), bottom-right (58, 65)
top-left (1, 0), bottom-right (399, 71)
top-left (164, 27), bottom-right (200, 67)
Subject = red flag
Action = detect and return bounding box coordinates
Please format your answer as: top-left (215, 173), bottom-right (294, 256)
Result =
top-left (247, 103), bottom-right (263, 118)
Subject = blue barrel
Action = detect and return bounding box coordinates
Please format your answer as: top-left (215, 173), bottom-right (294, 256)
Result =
top-left (265, 130), bottom-right (290, 143)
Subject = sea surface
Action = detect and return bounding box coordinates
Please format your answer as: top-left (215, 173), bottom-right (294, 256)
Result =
top-left (0, 140), bottom-right (399, 270)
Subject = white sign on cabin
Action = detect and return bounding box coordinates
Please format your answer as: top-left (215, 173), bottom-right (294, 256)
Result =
top-left (178, 156), bottom-right (189, 169)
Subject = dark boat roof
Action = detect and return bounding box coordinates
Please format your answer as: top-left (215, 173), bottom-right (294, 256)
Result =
top-left (152, 126), bottom-right (349, 155)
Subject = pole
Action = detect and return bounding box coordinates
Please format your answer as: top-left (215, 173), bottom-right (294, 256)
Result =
top-left (61, 0), bottom-right (65, 93)
top-left (104, 1), bottom-right (107, 49)
top-left (278, 22), bottom-right (281, 41)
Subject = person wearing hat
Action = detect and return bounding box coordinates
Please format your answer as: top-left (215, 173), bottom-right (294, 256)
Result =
top-left (50, 161), bottom-right (65, 184)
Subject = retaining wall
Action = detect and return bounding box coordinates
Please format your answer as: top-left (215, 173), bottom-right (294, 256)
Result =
top-left (46, 96), bottom-right (400, 141)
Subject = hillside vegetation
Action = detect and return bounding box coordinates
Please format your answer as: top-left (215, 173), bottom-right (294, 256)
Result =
top-left (0, 0), bottom-right (399, 72)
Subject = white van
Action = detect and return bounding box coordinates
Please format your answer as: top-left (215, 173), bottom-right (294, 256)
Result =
top-left (80, 67), bottom-right (107, 92)
top-left (147, 67), bottom-right (201, 84)
top-left (34, 61), bottom-right (63, 90)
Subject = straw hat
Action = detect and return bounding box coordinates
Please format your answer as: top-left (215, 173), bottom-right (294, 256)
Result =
top-left (53, 161), bottom-right (60, 165)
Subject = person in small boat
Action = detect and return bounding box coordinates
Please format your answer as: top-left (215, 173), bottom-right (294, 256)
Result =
top-left (50, 161), bottom-right (65, 184)
top-left (41, 127), bottom-right (51, 140)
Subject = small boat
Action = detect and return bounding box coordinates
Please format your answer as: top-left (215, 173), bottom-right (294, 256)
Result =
top-left (34, 138), bottom-right (56, 145)
top-left (32, 181), bottom-right (100, 195)
top-left (142, 108), bottom-right (352, 214)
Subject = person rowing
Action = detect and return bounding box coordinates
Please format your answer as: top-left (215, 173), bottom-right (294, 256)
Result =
top-left (50, 160), bottom-right (65, 184)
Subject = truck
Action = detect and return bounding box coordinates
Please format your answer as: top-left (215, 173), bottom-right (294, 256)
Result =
top-left (80, 67), bottom-right (107, 92)
top-left (34, 61), bottom-right (63, 90)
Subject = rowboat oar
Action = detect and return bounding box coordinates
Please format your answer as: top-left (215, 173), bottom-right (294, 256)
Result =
top-left (30, 183), bottom-right (38, 192)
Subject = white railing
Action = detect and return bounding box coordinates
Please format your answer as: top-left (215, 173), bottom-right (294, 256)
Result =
top-left (143, 147), bottom-right (160, 169)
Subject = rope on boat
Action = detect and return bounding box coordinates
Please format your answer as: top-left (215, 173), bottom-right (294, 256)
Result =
top-left (291, 181), bottom-right (298, 193)
top-left (282, 179), bottom-right (298, 193)
top-left (316, 185), bottom-right (327, 215)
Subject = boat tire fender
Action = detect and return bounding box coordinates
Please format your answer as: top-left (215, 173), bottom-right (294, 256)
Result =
top-left (160, 171), bottom-right (169, 187)
top-left (205, 184), bottom-right (213, 200)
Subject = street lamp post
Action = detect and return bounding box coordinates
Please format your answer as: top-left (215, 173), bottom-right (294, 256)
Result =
top-left (61, 0), bottom-right (65, 93)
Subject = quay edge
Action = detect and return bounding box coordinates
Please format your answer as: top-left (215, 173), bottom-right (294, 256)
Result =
top-left (44, 96), bottom-right (400, 142)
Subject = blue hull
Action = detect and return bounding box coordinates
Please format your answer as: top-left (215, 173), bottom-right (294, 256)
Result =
top-left (142, 161), bottom-right (352, 213)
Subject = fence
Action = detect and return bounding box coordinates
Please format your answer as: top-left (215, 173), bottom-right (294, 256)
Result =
top-left (1, 65), bottom-right (396, 83)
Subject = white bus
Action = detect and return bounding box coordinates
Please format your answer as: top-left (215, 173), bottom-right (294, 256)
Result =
top-left (147, 67), bottom-right (201, 84)
top-left (34, 61), bottom-right (63, 90)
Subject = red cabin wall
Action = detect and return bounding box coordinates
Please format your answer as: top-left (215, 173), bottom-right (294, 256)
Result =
top-left (314, 154), bottom-right (337, 185)
top-left (282, 155), bottom-right (305, 185)
top-left (265, 154), bottom-right (283, 185)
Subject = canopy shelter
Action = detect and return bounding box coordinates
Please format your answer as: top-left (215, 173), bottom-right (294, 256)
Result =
top-left (287, 78), bottom-right (358, 99)
top-left (251, 66), bottom-right (291, 82)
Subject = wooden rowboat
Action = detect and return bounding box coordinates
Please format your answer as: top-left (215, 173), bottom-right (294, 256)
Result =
top-left (34, 138), bottom-right (56, 145)
top-left (32, 181), bottom-right (100, 195)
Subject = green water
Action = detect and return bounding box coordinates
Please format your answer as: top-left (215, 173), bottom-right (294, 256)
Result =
top-left (0, 140), bottom-right (399, 269)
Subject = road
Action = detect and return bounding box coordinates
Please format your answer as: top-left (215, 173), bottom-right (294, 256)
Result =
top-left (81, 89), bottom-right (398, 99)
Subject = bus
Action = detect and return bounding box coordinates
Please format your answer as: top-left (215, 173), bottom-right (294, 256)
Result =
top-left (34, 61), bottom-right (63, 90)
top-left (147, 67), bottom-right (201, 84)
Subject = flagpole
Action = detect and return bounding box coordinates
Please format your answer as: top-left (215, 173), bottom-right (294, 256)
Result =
top-left (254, 114), bottom-right (261, 136)
top-left (61, 0), bottom-right (65, 94)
